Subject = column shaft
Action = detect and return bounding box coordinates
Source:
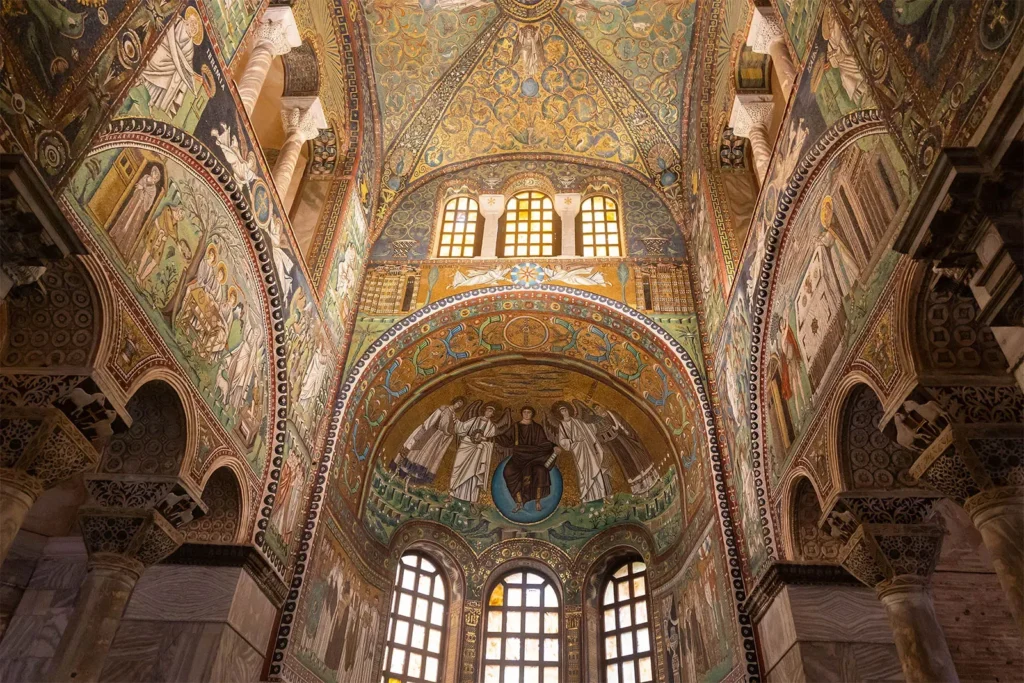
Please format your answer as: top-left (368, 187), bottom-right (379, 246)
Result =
top-left (45, 553), bottom-right (143, 683)
top-left (767, 38), bottom-right (796, 96)
top-left (968, 491), bottom-right (1024, 633)
top-left (877, 579), bottom-right (960, 683)
top-left (0, 472), bottom-right (42, 566)
top-left (747, 124), bottom-right (772, 183)
top-left (237, 42), bottom-right (276, 114)
top-left (272, 131), bottom-right (306, 194)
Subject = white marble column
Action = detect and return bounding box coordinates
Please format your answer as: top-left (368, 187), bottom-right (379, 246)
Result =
top-left (747, 5), bottom-right (796, 97)
top-left (555, 193), bottom-right (581, 257)
top-left (273, 96), bottom-right (327, 194)
top-left (729, 94), bottom-right (775, 184)
top-left (478, 194), bottom-right (505, 258)
top-left (236, 6), bottom-right (301, 115)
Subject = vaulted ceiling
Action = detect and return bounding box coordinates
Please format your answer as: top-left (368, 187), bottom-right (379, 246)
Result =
top-left (362, 0), bottom-right (698, 213)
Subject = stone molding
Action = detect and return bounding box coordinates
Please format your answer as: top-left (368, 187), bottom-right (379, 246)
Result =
top-left (744, 561), bottom-right (861, 622)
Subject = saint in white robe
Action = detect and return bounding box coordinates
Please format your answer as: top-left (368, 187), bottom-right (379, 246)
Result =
top-left (140, 16), bottom-right (197, 113)
top-left (400, 404), bottom-right (458, 481)
top-left (450, 415), bottom-right (496, 502)
top-left (557, 416), bottom-right (609, 502)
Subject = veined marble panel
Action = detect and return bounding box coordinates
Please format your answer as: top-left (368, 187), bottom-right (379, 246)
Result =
top-left (768, 641), bottom-right (903, 683)
top-left (122, 565), bottom-right (240, 622)
top-left (226, 568), bottom-right (276, 651)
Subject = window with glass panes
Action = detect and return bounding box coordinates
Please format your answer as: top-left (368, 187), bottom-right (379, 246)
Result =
top-left (578, 196), bottom-right (622, 257)
top-left (600, 562), bottom-right (653, 683)
top-left (500, 192), bottom-right (557, 257)
top-left (437, 196), bottom-right (481, 258)
top-left (484, 570), bottom-right (560, 683)
top-left (381, 553), bottom-right (448, 683)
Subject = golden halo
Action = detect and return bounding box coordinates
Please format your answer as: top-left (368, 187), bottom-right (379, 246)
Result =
top-left (184, 6), bottom-right (204, 45)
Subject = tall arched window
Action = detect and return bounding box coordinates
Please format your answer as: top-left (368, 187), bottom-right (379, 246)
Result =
top-left (484, 570), bottom-right (560, 683)
top-left (382, 553), bottom-right (449, 683)
top-left (437, 196), bottom-right (483, 258)
top-left (500, 191), bottom-right (558, 257)
top-left (577, 196), bottom-right (622, 257)
top-left (600, 562), bottom-right (653, 683)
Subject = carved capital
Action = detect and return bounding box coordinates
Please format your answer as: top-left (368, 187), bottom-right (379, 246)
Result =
top-left (839, 522), bottom-right (945, 589)
top-left (83, 474), bottom-right (208, 529)
top-left (281, 97), bottom-right (327, 143)
top-left (78, 507), bottom-right (183, 568)
top-left (746, 6), bottom-right (785, 54)
top-left (253, 6), bottom-right (301, 56)
top-left (910, 423), bottom-right (1024, 504)
top-left (728, 94), bottom-right (774, 139)
top-left (0, 406), bottom-right (99, 488)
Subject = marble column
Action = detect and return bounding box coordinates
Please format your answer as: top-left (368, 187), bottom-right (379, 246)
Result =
top-left (554, 193), bottom-right (581, 257)
top-left (966, 490), bottom-right (1024, 631)
top-left (43, 475), bottom-right (203, 682)
top-left (876, 576), bottom-right (959, 683)
top-left (729, 94), bottom-right (774, 183)
top-left (273, 96), bottom-right (327, 193)
top-left (747, 6), bottom-right (796, 97)
top-left (45, 553), bottom-right (145, 683)
top-left (236, 6), bottom-right (301, 114)
top-left (0, 470), bottom-right (43, 566)
top-left (478, 194), bottom-right (506, 258)
top-left (909, 421), bottom-right (1024, 633)
top-left (830, 494), bottom-right (958, 683)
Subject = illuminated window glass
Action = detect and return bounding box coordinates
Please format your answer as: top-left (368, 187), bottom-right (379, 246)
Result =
top-left (600, 562), bottom-right (653, 683)
top-left (578, 196), bottom-right (621, 258)
top-left (500, 191), bottom-right (557, 257)
top-left (381, 553), bottom-right (448, 683)
top-left (438, 196), bottom-right (481, 258)
top-left (483, 570), bottom-right (560, 683)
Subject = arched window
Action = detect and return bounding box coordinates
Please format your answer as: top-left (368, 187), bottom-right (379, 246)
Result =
top-left (382, 553), bottom-right (449, 683)
top-left (500, 191), bottom-right (558, 257)
top-left (484, 569), bottom-right (561, 683)
top-left (600, 561), bottom-right (653, 683)
top-left (577, 196), bottom-right (622, 257)
top-left (437, 196), bottom-right (483, 258)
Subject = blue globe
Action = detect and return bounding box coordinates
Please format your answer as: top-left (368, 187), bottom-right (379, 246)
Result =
top-left (491, 457), bottom-right (563, 524)
top-left (521, 77), bottom-right (540, 98)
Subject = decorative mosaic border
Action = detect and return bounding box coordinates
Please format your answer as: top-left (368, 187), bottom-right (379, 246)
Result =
top-left (745, 109), bottom-right (887, 570)
top-left (270, 285), bottom-right (763, 681)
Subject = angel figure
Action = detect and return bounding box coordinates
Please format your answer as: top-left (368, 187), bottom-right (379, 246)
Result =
top-left (551, 401), bottom-right (610, 503)
top-left (450, 401), bottom-right (510, 505)
top-left (449, 266), bottom-right (510, 289)
top-left (587, 401), bottom-right (658, 494)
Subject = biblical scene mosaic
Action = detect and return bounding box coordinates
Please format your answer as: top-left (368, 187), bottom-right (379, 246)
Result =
top-left (364, 363), bottom-right (683, 553)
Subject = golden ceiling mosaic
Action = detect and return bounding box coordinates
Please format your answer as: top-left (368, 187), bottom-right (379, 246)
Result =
top-left (362, 0), bottom-right (697, 212)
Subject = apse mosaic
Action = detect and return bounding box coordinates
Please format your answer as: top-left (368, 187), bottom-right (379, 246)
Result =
top-left (363, 364), bottom-right (684, 554)
top-left (325, 291), bottom-right (712, 556)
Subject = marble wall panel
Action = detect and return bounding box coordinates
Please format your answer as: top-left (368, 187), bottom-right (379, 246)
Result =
top-left (0, 530), bottom-right (46, 638)
top-left (0, 536), bottom-right (87, 681)
top-left (757, 583), bottom-right (893, 672)
top-left (768, 641), bottom-right (903, 683)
